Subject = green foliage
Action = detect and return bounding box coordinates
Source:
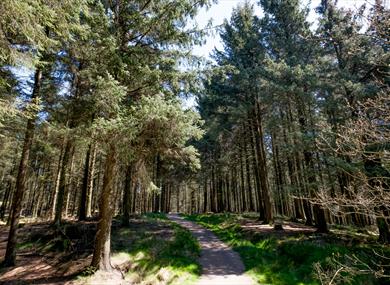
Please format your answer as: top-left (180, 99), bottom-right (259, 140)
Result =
top-left (143, 212), bottom-right (169, 221)
top-left (81, 266), bottom-right (98, 277)
top-left (0, 0), bottom-right (89, 65)
top-left (131, 95), bottom-right (203, 162)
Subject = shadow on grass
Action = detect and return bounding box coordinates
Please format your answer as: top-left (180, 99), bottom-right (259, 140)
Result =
top-left (185, 213), bottom-right (388, 285)
top-left (111, 213), bottom-right (201, 285)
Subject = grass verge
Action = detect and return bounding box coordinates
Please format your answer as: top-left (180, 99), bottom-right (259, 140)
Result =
top-left (184, 213), bottom-right (389, 285)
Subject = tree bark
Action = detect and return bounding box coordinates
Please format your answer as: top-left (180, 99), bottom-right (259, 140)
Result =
top-left (122, 164), bottom-right (133, 226)
top-left (248, 120), bottom-right (263, 217)
top-left (0, 180), bottom-right (13, 220)
top-left (297, 97), bottom-right (328, 232)
top-left (87, 144), bottom-right (97, 217)
top-left (243, 128), bottom-right (254, 212)
top-left (91, 143), bottom-right (117, 270)
top-left (79, 143), bottom-right (96, 220)
top-left (53, 139), bottom-right (72, 226)
top-left (79, 144), bottom-right (92, 221)
top-left (254, 102), bottom-right (273, 223)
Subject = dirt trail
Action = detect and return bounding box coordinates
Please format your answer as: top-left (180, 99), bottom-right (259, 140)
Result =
top-left (167, 214), bottom-right (254, 285)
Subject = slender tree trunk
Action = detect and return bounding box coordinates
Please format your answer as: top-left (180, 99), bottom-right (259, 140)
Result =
top-left (167, 184), bottom-right (171, 213)
top-left (78, 142), bottom-right (97, 219)
top-left (3, 67), bottom-right (42, 266)
top-left (211, 166), bottom-right (217, 212)
top-left (131, 179), bottom-right (137, 213)
top-left (0, 159), bottom-right (16, 220)
top-left (377, 215), bottom-right (390, 244)
top-left (238, 139), bottom-right (247, 212)
top-left (255, 102), bottom-right (273, 223)
top-left (51, 140), bottom-right (65, 219)
top-left (32, 163), bottom-right (48, 218)
top-left (53, 139), bottom-right (72, 226)
top-left (248, 120), bottom-right (263, 217)
top-left (203, 179), bottom-right (208, 213)
top-left (87, 144), bottom-right (97, 217)
top-left (65, 150), bottom-right (76, 218)
top-left (122, 164), bottom-right (133, 226)
top-left (243, 128), bottom-right (253, 212)
top-left (25, 157), bottom-right (38, 217)
top-left (79, 143), bottom-right (92, 221)
top-left (190, 185), bottom-right (196, 214)
top-left (176, 186), bottom-right (180, 212)
top-left (0, 182), bottom-right (13, 220)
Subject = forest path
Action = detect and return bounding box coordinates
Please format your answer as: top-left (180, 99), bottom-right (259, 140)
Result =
top-left (167, 214), bottom-right (254, 285)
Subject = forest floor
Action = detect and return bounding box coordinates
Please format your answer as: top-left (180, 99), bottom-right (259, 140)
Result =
top-left (0, 213), bottom-right (200, 285)
top-left (167, 214), bottom-right (254, 285)
top-left (0, 220), bottom-right (92, 285)
top-left (1, 213), bottom-right (389, 285)
top-left (185, 213), bottom-right (390, 285)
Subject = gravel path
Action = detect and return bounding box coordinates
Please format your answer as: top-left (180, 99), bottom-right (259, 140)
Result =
top-left (167, 214), bottom-right (254, 285)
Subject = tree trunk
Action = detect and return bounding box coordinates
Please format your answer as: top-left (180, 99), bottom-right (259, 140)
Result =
top-left (122, 164), bottom-right (133, 226)
top-left (79, 144), bottom-right (92, 221)
top-left (238, 138), bottom-right (247, 212)
top-left (0, 181), bottom-right (13, 220)
top-left (3, 67), bottom-right (42, 266)
top-left (377, 215), bottom-right (390, 244)
top-left (79, 143), bottom-right (97, 220)
top-left (53, 139), bottom-right (72, 226)
top-left (248, 120), bottom-right (264, 217)
top-left (203, 179), bottom-right (208, 213)
top-left (87, 144), bottom-right (97, 217)
top-left (91, 143), bottom-right (117, 270)
top-left (243, 128), bottom-right (253, 212)
top-left (254, 102), bottom-right (273, 223)
top-left (297, 97), bottom-right (327, 232)
top-left (51, 139), bottom-right (66, 219)
top-left (64, 150), bottom-right (76, 218)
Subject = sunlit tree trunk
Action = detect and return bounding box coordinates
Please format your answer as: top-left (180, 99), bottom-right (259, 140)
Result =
top-left (79, 143), bottom-right (93, 221)
top-left (91, 143), bottom-right (117, 270)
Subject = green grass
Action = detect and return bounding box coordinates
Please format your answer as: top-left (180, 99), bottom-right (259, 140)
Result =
top-left (111, 213), bottom-right (201, 285)
top-left (143, 212), bottom-right (170, 220)
top-left (16, 241), bottom-right (35, 250)
top-left (184, 213), bottom-right (388, 285)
